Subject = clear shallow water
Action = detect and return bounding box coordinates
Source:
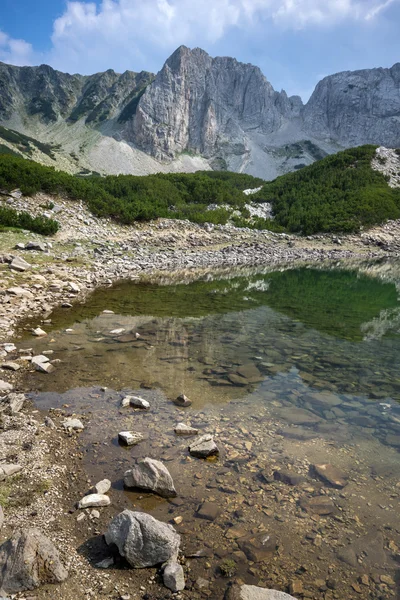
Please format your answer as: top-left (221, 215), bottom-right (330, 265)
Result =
top-left (21, 263), bottom-right (400, 599)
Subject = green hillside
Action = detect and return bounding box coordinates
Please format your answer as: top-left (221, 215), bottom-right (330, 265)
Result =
top-left (252, 145), bottom-right (400, 234)
top-left (0, 154), bottom-right (263, 226)
top-left (0, 146), bottom-right (399, 235)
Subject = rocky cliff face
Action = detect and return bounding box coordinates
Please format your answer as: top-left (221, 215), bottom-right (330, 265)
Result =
top-left (131, 46), bottom-right (302, 162)
top-left (303, 64), bottom-right (400, 148)
top-left (0, 48), bottom-right (399, 179)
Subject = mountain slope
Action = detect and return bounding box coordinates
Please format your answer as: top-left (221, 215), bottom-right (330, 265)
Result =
top-left (0, 49), bottom-right (399, 179)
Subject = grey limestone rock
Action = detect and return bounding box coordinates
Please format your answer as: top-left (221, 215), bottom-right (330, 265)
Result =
top-left (189, 434), bottom-right (219, 458)
top-left (124, 457), bottom-right (177, 497)
top-left (0, 528), bottom-right (68, 594)
top-left (104, 510), bottom-right (180, 568)
top-left (163, 559), bottom-right (185, 592)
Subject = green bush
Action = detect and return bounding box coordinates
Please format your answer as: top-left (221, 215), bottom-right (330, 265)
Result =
top-left (252, 145), bottom-right (400, 234)
top-left (0, 154), bottom-right (263, 226)
top-left (0, 205), bottom-right (59, 235)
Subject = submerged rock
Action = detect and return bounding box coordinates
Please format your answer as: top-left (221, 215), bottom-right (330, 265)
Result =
top-left (105, 510), bottom-right (180, 568)
top-left (124, 457), bottom-right (177, 497)
top-left (0, 528), bottom-right (68, 593)
top-left (126, 395), bottom-right (150, 409)
top-left (173, 394), bottom-right (192, 407)
top-left (62, 418), bottom-right (84, 431)
top-left (299, 495), bottom-right (336, 515)
top-left (189, 434), bottom-right (219, 458)
top-left (311, 463), bottom-right (348, 488)
top-left (118, 431), bottom-right (143, 446)
top-left (174, 422), bottom-right (198, 436)
top-left (195, 502), bottom-right (221, 522)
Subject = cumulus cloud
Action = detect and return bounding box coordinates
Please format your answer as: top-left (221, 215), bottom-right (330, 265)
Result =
top-left (0, 30), bottom-right (35, 66)
top-left (0, 0), bottom-right (398, 74)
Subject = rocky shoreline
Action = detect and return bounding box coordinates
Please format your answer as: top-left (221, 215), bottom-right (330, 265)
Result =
top-left (1, 193), bottom-right (400, 599)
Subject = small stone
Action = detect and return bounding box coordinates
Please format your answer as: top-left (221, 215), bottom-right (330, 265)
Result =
top-left (44, 416), bottom-right (56, 429)
top-left (174, 422), bottom-right (199, 436)
top-left (173, 394), bottom-right (192, 407)
top-left (32, 328), bottom-right (47, 337)
top-left (10, 256), bottom-right (31, 272)
top-left (299, 495), bottom-right (335, 515)
top-left (380, 574), bottom-right (395, 586)
top-left (76, 513), bottom-right (85, 522)
top-left (127, 396), bottom-right (150, 410)
top-left (31, 355), bottom-right (49, 367)
top-left (289, 580), bottom-right (304, 595)
top-left (91, 479), bottom-right (111, 495)
top-left (173, 516), bottom-right (183, 525)
top-left (6, 287), bottom-right (33, 298)
top-left (1, 362), bottom-right (21, 372)
top-left (189, 434), bottom-right (219, 458)
top-left (118, 431), bottom-right (143, 446)
top-left (78, 494), bottom-right (111, 509)
top-left (25, 241), bottom-right (47, 251)
top-left (0, 380), bottom-right (13, 392)
top-left (273, 470), bottom-right (305, 486)
top-left (163, 560), bottom-right (185, 592)
top-left (62, 418), bottom-right (84, 431)
top-left (91, 510), bottom-right (100, 519)
top-left (195, 502), bottom-right (221, 521)
top-left (0, 464), bottom-right (22, 481)
top-left (35, 362), bottom-right (55, 374)
top-left (1, 393), bottom-right (25, 414)
top-left (96, 557), bottom-right (114, 569)
top-left (312, 464), bottom-right (348, 488)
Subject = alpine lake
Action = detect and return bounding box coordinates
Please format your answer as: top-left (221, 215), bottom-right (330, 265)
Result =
top-left (19, 260), bottom-right (400, 599)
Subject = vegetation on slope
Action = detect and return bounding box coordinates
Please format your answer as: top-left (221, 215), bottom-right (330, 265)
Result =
top-left (0, 205), bottom-right (59, 235)
top-left (0, 145), bottom-right (399, 234)
top-left (0, 154), bottom-right (262, 226)
top-left (252, 145), bottom-right (400, 234)
top-left (0, 125), bottom-right (60, 160)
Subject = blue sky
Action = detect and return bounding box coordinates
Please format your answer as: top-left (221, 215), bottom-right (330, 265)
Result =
top-left (0, 0), bottom-right (399, 100)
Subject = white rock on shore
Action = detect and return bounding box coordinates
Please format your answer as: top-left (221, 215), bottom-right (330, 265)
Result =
top-left (78, 494), bottom-right (111, 509)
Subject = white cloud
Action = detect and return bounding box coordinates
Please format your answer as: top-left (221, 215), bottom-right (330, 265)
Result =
top-left (0, 30), bottom-right (35, 66)
top-left (0, 0), bottom-right (398, 74)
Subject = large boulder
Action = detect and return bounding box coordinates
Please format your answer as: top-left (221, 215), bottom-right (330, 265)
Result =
top-left (105, 510), bottom-right (180, 568)
top-left (0, 528), bottom-right (68, 594)
top-left (124, 457), bottom-right (177, 498)
top-left (225, 585), bottom-right (296, 600)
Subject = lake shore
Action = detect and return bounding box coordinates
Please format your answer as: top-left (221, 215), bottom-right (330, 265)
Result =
top-left (1, 194), bottom-right (400, 600)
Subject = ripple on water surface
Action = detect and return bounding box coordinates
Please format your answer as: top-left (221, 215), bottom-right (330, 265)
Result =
top-left (21, 263), bottom-right (400, 599)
